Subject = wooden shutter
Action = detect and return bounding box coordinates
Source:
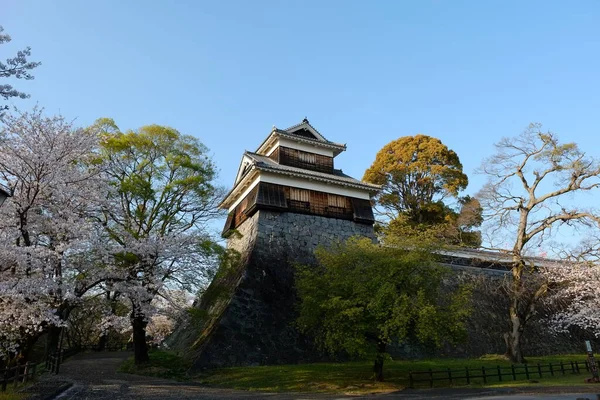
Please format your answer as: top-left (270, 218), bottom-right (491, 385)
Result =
top-left (351, 198), bottom-right (375, 224)
top-left (256, 183), bottom-right (288, 209)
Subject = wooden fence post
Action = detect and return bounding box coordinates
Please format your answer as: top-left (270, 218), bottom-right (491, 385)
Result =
top-left (537, 363), bottom-right (542, 378)
top-left (14, 362), bottom-right (20, 389)
top-left (447, 368), bottom-right (453, 385)
top-left (429, 368), bottom-right (433, 388)
top-left (482, 366), bottom-right (487, 384)
top-left (2, 367), bottom-right (8, 392)
top-left (525, 364), bottom-right (530, 380)
top-left (465, 367), bottom-right (470, 385)
top-left (55, 354), bottom-right (60, 374)
top-left (23, 362), bottom-right (29, 384)
top-left (560, 362), bottom-right (565, 375)
top-left (408, 370), bottom-right (413, 389)
top-left (497, 365), bottom-right (502, 382)
top-left (549, 363), bottom-right (554, 377)
top-left (511, 364), bottom-right (516, 380)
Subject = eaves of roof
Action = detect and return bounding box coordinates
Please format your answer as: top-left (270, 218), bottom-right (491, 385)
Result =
top-left (245, 151), bottom-right (380, 192)
top-left (273, 129), bottom-right (346, 150)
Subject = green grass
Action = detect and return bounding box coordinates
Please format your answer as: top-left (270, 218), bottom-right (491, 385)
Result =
top-left (195, 354), bottom-right (592, 394)
top-left (0, 387), bottom-right (25, 400)
top-left (119, 350), bottom-right (192, 381)
top-left (120, 350), bottom-right (593, 395)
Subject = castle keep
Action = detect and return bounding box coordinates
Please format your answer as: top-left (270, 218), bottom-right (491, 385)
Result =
top-left (221, 118), bottom-right (379, 253)
top-left (170, 119), bottom-right (379, 368)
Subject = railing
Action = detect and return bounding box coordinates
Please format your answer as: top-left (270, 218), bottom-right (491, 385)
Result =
top-left (1, 361), bottom-right (38, 392)
top-left (79, 342), bottom-right (132, 352)
top-left (409, 360), bottom-right (589, 388)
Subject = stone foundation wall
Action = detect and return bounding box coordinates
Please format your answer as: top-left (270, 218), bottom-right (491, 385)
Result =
top-left (228, 210), bottom-right (376, 261)
top-left (170, 210), bottom-right (375, 369)
top-left (389, 270), bottom-right (598, 359)
top-left (170, 210), bottom-right (592, 368)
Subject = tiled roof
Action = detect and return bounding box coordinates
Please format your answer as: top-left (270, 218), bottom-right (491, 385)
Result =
top-left (280, 118), bottom-right (346, 147)
top-left (244, 151), bottom-right (380, 192)
top-left (273, 129), bottom-right (346, 150)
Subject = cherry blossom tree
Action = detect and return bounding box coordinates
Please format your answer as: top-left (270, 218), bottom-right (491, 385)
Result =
top-left (543, 260), bottom-right (600, 337)
top-left (0, 108), bottom-right (106, 360)
top-left (96, 120), bottom-right (224, 364)
top-left (478, 123), bottom-right (600, 363)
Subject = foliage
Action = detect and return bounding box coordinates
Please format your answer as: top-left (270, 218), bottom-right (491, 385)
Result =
top-left (65, 296), bottom-right (130, 349)
top-left (363, 135), bottom-right (480, 246)
top-left (96, 119), bottom-right (224, 364)
top-left (477, 123), bottom-right (600, 363)
top-left (119, 349), bottom-right (191, 381)
top-left (296, 237), bottom-right (471, 381)
top-left (543, 262), bottom-right (600, 337)
top-left (0, 108), bottom-right (106, 359)
top-left (0, 26), bottom-right (41, 111)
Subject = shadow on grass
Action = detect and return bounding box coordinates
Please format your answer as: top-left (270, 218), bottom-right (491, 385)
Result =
top-left (120, 350), bottom-right (591, 395)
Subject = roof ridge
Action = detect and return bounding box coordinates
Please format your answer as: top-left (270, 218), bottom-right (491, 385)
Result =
top-left (274, 129), bottom-right (346, 149)
top-left (283, 118), bottom-right (329, 142)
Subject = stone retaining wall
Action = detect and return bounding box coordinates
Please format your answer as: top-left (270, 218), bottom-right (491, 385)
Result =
top-left (171, 210), bottom-right (375, 369)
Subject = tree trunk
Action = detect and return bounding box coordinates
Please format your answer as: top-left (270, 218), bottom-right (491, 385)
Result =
top-left (131, 306), bottom-right (149, 364)
top-left (505, 262), bottom-right (526, 364)
top-left (45, 325), bottom-right (62, 356)
top-left (373, 341), bottom-right (387, 382)
top-left (97, 334), bottom-right (108, 351)
top-left (18, 334), bottom-right (41, 363)
top-left (504, 323), bottom-right (524, 364)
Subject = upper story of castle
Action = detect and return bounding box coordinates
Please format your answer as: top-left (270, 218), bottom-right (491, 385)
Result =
top-left (220, 118), bottom-right (380, 237)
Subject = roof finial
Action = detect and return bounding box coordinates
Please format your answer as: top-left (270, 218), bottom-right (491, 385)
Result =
top-left (302, 116), bottom-right (309, 124)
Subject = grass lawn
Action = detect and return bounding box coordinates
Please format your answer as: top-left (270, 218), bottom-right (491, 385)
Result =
top-left (0, 388), bottom-right (25, 400)
top-left (121, 350), bottom-right (594, 395)
top-left (119, 350), bottom-right (192, 381)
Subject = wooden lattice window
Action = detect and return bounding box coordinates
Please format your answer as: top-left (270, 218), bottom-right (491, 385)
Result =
top-left (327, 194), bottom-right (346, 208)
top-left (290, 188), bottom-right (310, 202)
top-left (298, 152), bottom-right (316, 164)
top-left (278, 146), bottom-right (334, 173)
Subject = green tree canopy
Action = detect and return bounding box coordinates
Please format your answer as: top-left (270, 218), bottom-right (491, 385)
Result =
top-left (364, 134), bottom-right (480, 246)
top-left (96, 119), bottom-right (224, 364)
top-left (296, 237), bottom-right (471, 381)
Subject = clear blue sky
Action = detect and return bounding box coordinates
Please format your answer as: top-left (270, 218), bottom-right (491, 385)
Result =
top-left (4, 1), bottom-right (600, 236)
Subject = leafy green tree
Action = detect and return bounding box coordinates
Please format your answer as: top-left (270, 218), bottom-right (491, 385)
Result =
top-left (0, 26), bottom-right (40, 111)
top-left (296, 237), bottom-right (471, 381)
top-left (363, 135), bottom-right (480, 246)
top-left (97, 120), bottom-right (224, 364)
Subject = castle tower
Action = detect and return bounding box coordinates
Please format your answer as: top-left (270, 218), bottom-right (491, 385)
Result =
top-left (171, 119), bottom-right (379, 368)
